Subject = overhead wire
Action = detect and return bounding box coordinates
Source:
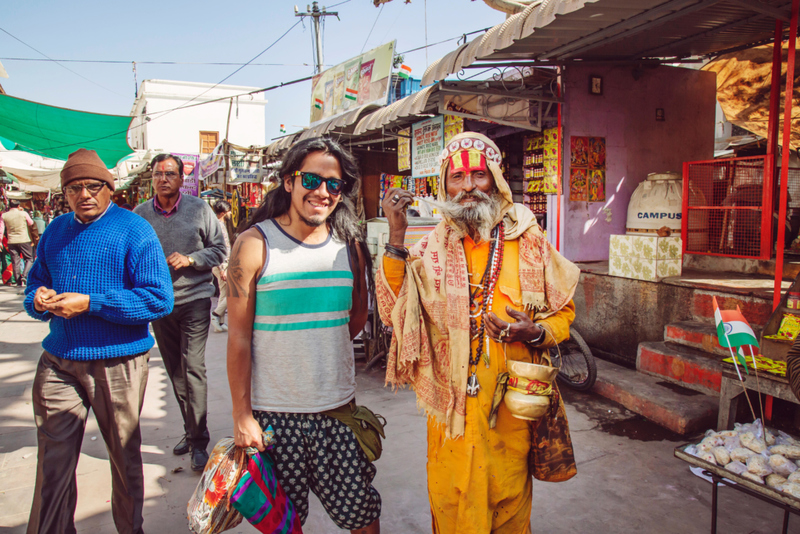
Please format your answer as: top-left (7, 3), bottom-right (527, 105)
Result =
top-left (397, 27), bottom-right (491, 56)
top-left (361, 4), bottom-right (384, 53)
top-left (5, 19), bottom-right (308, 154)
top-left (0, 26), bottom-right (128, 99)
top-left (0, 58), bottom-right (315, 67)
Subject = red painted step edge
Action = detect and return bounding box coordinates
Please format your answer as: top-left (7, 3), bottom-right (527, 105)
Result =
top-left (638, 345), bottom-right (722, 393)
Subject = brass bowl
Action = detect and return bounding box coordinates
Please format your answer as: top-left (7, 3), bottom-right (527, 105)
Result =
top-left (503, 390), bottom-right (551, 421)
top-left (504, 360), bottom-right (558, 421)
top-left (507, 360), bottom-right (559, 382)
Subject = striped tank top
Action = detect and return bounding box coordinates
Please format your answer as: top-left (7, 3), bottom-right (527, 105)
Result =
top-left (251, 219), bottom-right (355, 412)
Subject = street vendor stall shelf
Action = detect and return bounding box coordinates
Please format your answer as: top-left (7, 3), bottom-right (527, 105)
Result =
top-left (761, 270), bottom-right (800, 362)
top-left (675, 444), bottom-right (800, 533)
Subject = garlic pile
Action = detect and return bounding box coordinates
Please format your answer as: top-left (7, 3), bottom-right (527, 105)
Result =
top-left (685, 420), bottom-right (800, 499)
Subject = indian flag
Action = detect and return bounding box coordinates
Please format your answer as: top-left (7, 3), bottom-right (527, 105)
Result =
top-left (713, 296), bottom-right (759, 349)
top-left (345, 87), bottom-right (358, 101)
top-left (398, 64), bottom-right (412, 79)
top-left (280, 124), bottom-right (286, 134)
top-left (314, 98), bottom-right (324, 109)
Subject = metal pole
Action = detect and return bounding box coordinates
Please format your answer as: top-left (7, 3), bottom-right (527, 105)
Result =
top-left (296, 2), bottom-right (338, 75)
top-left (774, 0), bottom-right (799, 308)
top-left (769, 20), bottom-right (784, 305)
top-left (313, 2), bottom-right (323, 73)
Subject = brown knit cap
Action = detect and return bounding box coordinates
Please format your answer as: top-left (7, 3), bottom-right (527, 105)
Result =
top-left (61, 148), bottom-right (115, 190)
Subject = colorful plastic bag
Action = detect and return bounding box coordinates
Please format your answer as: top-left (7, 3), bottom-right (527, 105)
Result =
top-left (231, 450), bottom-right (303, 534)
top-left (187, 437), bottom-right (246, 534)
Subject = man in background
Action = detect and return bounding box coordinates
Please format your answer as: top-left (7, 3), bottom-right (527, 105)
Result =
top-left (211, 200), bottom-right (231, 332)
top-left (1, 199), bottom-right (36, 287)
top-left (134, 153), bottom-right (226, 471)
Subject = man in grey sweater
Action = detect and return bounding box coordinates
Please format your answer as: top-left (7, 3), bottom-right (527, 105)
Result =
top-left (134, 154), bottom-right (226, 471)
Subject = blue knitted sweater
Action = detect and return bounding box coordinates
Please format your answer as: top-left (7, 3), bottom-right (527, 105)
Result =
top-left (24, 204), bottom-right (174, 360)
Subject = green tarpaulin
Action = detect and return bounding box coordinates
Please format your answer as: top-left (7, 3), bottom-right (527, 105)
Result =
top-left (0, 94), bottom-right (134, 167)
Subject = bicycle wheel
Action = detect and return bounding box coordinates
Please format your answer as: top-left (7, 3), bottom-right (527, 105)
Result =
top-left (550, 329), bottom-right (597, 391)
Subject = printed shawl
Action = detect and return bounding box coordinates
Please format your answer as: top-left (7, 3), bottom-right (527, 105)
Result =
top-left (376, 204), bottom-right (580, 438)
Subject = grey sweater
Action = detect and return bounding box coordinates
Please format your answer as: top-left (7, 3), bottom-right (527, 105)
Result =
top-left (135, 194), bottom-right (226, 306)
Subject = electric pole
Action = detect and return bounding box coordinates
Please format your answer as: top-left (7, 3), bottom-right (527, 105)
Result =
top-left (295, 2), bottom-right (339, 74)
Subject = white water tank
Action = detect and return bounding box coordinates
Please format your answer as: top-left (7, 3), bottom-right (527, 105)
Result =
top-left (626, 172), bottom-right (682, 235)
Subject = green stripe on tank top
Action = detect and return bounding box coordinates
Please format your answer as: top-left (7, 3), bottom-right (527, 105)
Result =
top-left (253, 316), bottom-right (350, 331)
top-left (258, 270), bottom-right (353, 285)
top-left (255, 286), bottom-right (352, 316)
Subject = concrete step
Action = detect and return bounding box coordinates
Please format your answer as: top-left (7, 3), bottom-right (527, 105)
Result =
top-left (637, 341), bottom-right (722, 395)
top-left (591, 358), bottom-right (719, 435)
top-left (664, 320), bottom-right (763, 358)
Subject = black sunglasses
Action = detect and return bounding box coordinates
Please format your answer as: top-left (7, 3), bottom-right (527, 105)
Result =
top-left (293, 171), bottom-right (345, 196)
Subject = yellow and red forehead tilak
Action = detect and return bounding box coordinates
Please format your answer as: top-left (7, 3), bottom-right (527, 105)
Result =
top-left (439, 136), bottom-right (503, 171)
top-left (449, 149), bottom-right (486, 174)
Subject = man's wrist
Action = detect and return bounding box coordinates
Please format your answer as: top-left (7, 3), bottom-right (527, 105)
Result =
top-left (525, 325), bottom-right (545, 345)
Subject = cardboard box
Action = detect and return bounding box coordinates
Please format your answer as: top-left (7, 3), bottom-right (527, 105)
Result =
top-left (608, 234), bottom-right (682, 281)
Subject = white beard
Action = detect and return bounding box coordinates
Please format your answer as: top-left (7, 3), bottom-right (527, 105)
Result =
top-left (438, 190), bottom-right (503, 243)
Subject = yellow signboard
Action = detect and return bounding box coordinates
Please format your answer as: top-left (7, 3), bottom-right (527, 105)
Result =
top-left (310, 41), bottom-right (395, 127)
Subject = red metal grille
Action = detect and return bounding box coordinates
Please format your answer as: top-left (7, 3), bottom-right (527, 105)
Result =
top-left (683, 156), bottom-right (800, 259)
top-left (683, 156), bottom-right (771, 259)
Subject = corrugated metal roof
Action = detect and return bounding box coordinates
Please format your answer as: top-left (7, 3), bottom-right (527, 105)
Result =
top-left (422, 0), bottom-right (794, 85)
top-left (353, 86), bottom-right (437, 136)
top-left (265, 133), bottom-right (298, 156)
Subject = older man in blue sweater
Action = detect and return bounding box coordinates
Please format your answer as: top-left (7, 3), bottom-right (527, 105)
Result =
top-left (24, 149), bottom-right (173, 534)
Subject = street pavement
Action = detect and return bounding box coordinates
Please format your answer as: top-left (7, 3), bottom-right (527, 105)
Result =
top-left (0, 285), bottom-right (790, 533)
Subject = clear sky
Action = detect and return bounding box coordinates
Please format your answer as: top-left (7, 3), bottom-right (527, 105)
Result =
top-left (2, 0), bottom-right (505, 149)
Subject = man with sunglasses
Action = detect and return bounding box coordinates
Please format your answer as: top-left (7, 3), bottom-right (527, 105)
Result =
top-left (226, 138), bottom-right (381, 534)
top-left (23, 148), bottom-right (173, 533)
top-left (135, 154), bottom-right (226, 472)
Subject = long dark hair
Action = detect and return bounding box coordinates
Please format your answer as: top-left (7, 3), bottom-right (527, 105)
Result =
top-left (243, 137), bottom-right (373, 296)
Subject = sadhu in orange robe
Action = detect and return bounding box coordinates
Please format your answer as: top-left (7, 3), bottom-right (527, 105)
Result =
top-left (381, 235), bottom-right (575, 534)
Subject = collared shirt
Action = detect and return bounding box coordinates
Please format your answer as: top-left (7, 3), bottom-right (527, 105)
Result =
top-left (153, 194), bottom-right (182, 218)
top-left (74, 201), bottom-right (113, 225)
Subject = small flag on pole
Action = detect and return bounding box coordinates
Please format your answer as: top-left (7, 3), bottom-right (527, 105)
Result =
top-left (345, 87), bottom-right (358, 101)
top-left (280, 124), bottom-right (286, 134)
top-left (314, 98), bottom-right (324, 109)
top-left (398, 64), bottom-right (412, 79)
top-left (713, 297), bottom-right (760, 373)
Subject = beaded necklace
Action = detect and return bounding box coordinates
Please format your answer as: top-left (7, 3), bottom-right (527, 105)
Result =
top-left (466, 221), bottom-right (505, 397)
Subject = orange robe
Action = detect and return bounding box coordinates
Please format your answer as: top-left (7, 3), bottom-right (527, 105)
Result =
top-left (383, 237), bottom-right (575, 534)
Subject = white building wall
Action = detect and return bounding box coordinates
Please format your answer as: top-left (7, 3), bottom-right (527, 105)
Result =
top-left (129, 79), bottom-right (267, 154)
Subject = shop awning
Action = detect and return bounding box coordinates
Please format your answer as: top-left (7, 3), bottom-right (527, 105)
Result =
top-left (0, 93), bottom-right (134, 167)
top-left (0, 150), bottom-right (63, 191)
top-left (296, 105), bottom-right (381, 142)
top-left (353, 86), bottom-right (437, 136)
top-left (422, 0), bottom-right (796, 85)
top-left (266, 132), bottom-right (300, 157)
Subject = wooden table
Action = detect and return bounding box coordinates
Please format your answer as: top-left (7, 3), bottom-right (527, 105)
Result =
top-left (717, 366), bottom-right (799, 430)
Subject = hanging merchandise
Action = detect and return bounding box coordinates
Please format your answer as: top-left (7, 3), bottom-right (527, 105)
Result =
top-left (444, 114), bottom-right (464, 144)
top-left (397, 128), bottom-right (411, 172)
top-left (541, 127), bottom-right (560, 195)
top-left (522, 135), bottom-right (546, 214)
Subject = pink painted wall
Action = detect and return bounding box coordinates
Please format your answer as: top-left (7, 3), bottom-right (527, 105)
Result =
top-left (559, 64), bottom-right (716, 262)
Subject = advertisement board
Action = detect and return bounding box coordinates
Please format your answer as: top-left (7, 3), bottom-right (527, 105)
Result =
top-left (310, 41), bottom-right (395, 127)
top-left (412, 116), bottom-right (444, 179)
top-left (174, 153), bottom-right (199, 196)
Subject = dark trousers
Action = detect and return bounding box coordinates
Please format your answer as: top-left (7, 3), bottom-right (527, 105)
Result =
top-left (28, 351), bottom-right (149, 534)
top-left (151, 298), bottom-right (211, 450)
top-left (8, 242), bottom-right (33, 285)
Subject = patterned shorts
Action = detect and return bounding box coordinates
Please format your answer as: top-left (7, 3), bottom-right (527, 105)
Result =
top-left (253, 410), bottom-right (382, 530)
